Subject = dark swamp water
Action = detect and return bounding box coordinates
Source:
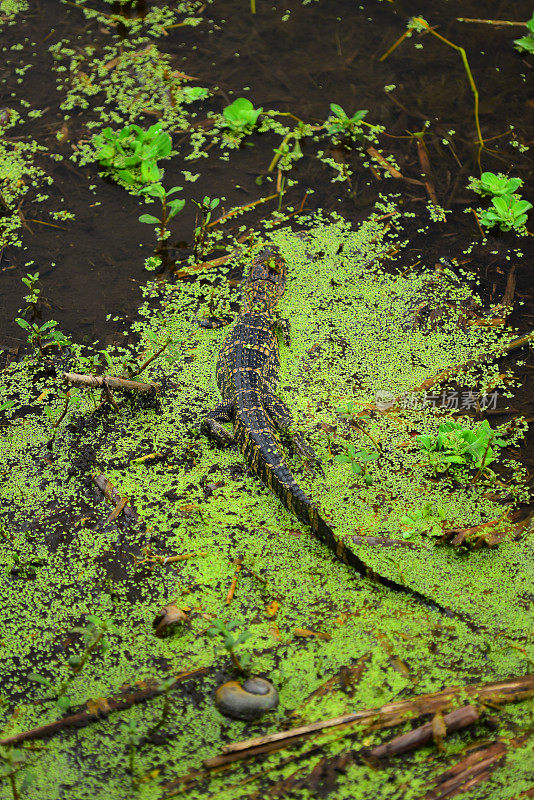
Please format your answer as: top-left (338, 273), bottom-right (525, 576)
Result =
top-left (1, 1), bottom-right (534, 798)
top-left (2, 0), bottom-right (533, 471)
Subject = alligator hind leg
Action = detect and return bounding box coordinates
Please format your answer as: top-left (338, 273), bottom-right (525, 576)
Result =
top-left (263, 392), bottom-right (324, 476)
top-left (199, 315), bottom-right (233, 329)
top-left (202, 400), bottom-right (235, 446)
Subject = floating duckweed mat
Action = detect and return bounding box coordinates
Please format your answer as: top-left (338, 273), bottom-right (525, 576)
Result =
top-left (0, 211), bottom-right (533, 799)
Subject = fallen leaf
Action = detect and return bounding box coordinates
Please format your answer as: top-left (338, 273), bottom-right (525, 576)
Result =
top-left (432, 711), bottom-right (447, 751)
top-left (294, 628), bottom-right (331, 641)
top-left (86, 697), bottom-right (111, 714)
top-left (265, 601), bottom-right (279, 618)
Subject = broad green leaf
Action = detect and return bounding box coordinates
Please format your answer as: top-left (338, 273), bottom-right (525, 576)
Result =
top-left (116, 169), bottom-right (137, 185)
top-left (168, 199), bottom-right (185, 218)
top-left (139, 183), bottom-right (165, 199)
top-left (329, 103), bottom-right (346, 118)
top-left (492, 196), bottom-right (510, 215)
top-left (28, 671), bottom-right (51, 686)
top-left (141, 160), bottom-right (162, 183)
top-left (139, 214), bottom-right (160, 224)
top-left (155, 133), bottom-right (172, 158)
top-left (57, 695), bottom-right (71, 712)
top-left (513, 200), bottom-right (532, 214)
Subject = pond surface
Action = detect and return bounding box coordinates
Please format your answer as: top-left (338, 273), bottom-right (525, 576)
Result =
top-left (0, 1), bottom-right (533, 798)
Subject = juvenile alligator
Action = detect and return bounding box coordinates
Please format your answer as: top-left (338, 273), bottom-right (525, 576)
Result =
top-left (202, 246), bottom-right (448, 612)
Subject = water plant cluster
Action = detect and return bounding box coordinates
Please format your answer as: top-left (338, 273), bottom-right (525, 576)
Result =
top-left (1, 212), bottom-right (532, 798)
top-left (468, 171), bottom-right (532, 233)
top-left (0, 1), bottom-right (533, 797)
top-left (93, 123), bottom-right (172, 187)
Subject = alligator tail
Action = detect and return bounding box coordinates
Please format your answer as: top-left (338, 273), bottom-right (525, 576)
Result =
top-left (235, 416), bottom-right (453, 616)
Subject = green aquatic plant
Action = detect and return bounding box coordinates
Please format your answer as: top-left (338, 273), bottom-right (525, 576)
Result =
top-left (20, 272), bottom-right (41, 318)
top-left (416, 419), bottom-right (506, 476)
top-left (207, 619), bottom-right (251, 671)
top-left (139, 182), bottom-right (185, 255)
top-left (93, 123), bottom-right (172, 187)
top-left (221, 97), bottom-right (263, 136)
top-left (15, 318), bottom-right (71, 358)
top-left (324, 103), bottom-right (368, 140)
top-left (467, 171), bottom-right (531, 232)
top-left (29, 615), bottom-right (117, 713)
top-left (0, 745), bottom-right (37, 800)
top-left (120, 718), bottom-right (143, 786)
top-left (479, 194), bottom-right (532, 233)
top-left (514, 13), bottom-right (534, 54)
top-left (192, 195), bottom-right (220, 260)
top-left (468, 172), bottom-right (523, 197)
top-left (334, 441), bottom-right (379, 485)
top-left (400, 502), bottom-right (447, 538)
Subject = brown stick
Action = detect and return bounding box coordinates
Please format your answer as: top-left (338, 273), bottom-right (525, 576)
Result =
top-left (415, 138), bottom-right (439, 206)
top-left (424, 741), bottom-right (508, 799)
top-left (92, 473), bottom-right (138, 521)
top-left (351, 536), bottom-right (419, 549)
top-left (213, 674), bottom-right (534, 763)
top-left (0, 668), bottom-right (206, 747)
top-left (62, 372), bottom-right (159, 392)
top-left (370, 705), bottom-right (479, 759)
top-left (226, 556), bottom-right (243, 604)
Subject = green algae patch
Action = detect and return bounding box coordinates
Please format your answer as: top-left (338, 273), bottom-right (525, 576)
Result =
top-left (0, 211), bottom-right (533, 798)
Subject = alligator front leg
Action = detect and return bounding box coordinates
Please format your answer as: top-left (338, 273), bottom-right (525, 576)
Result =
top-left (202, 400), bottom-right (235, 446)
top-left (263, 391), bottom-right (324, 476)
top-left (275, 315), bottom-right (291, 346)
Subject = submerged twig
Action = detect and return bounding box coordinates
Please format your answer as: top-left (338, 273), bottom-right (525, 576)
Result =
top-left (410, 329), bottom-right (534, 397)
top-left (63, 373), bottom-right (159, 392)
top-left (370, 704), bottom-right (479, 759)
top-left (204, 673), bottom-right (534, 766)
top-left (0, 668), bottom-right (206, 747)
top-left (92, 472), bottom-right (138, 522)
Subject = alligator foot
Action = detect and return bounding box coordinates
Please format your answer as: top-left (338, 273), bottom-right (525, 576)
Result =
top-left (263, 391), bottom-right (324, 477)
top-left (200, 315), bottom-right (233, 329)
top-left (203, 401), bottom-right (235, 447)
top-left (289, 432), bottom-right (325, 478)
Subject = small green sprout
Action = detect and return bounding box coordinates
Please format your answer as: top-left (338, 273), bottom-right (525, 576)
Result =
top-left (15, 318), bottom-right (71, 358)
top-left (417, 420), bottom-right (507, 476)
top-left (222, 98), bottom-right (263, 134)
top-left (400, 502), bottom-right (447, 538)
top-left (120, 718), bottom-right (143, 786)
top-left (20, 272), bottom-right (42, 317)
top-left (325, 104), bottom-right (368, 140)
top-left (192, 195), bottom-right (220, 260)
top-left (0, 746), bottom-right (37, 800)
top-left (93, 123), bottom-right (172, 187)
top-left (207, 619), bottom-right (251, 671)
top-left (514, 13), bottom-right (534, 54)
top-left (139, 182), bottom-right (185, 255)
top-left (28, 614), bottom-right (117, 712)
top-left (334, 441), bottom-right (379, 485)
